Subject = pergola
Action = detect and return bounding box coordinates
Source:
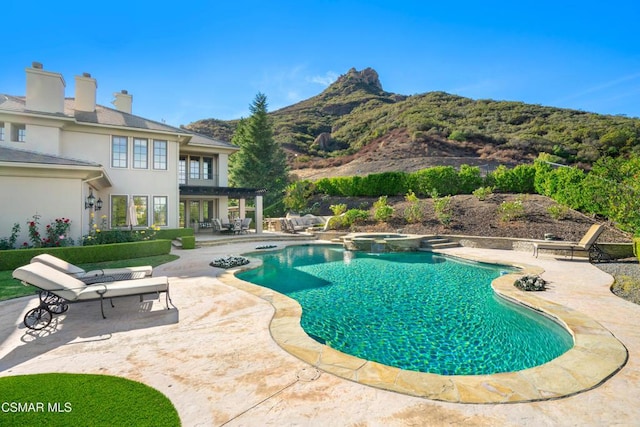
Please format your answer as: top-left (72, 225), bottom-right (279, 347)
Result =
top-left (179, 186), bottom-right (267, 233)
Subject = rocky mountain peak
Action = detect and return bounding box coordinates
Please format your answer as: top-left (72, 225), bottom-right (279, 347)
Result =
top-left (339, 67), bottom-right (382, 90)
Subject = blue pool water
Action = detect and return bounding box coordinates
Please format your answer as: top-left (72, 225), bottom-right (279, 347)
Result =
top-left (237, 245), bottom-right (573, 375)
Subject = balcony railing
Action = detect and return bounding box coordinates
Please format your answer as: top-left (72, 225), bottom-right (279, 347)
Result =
top-left (180, 175), bottom-right (219, 187)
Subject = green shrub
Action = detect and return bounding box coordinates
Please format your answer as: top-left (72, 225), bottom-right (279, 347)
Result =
top-left (344, 209), bottom-right (369, 227)
top-left (431, 190), bottom-right (453, 225)
top-left (180, 235), bottom-right (196, 249)
top-left (403, 190), bottom-right (426, 223)
top-left (284, 180), bottom-right (316, 212)
top-left (330, 204), bottom-right (347, 215)
top-left (472, 186), bottom-right (494, 201)
top-left (409, 166), bottom-right (459, 197)
top-left (373, 196), bottom-right (394, 222)
top-left (360, 172), bottom-right (409, 196)
top-left (547, 204), bottom-right (570, 220)
top-left (0, 240), bottom-right (172, 271)
top-left (490, 164), bottom-right (536, 193)
top-left (0, 223), bottom-right (21, 250)
top-left (156, 228), bottom-right (194, 240)
top-left (498, 198), bottom-right (525, 222)
top-left (457, 165), bottom-right (483, 194)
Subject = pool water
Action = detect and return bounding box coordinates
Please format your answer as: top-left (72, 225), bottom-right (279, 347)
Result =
top-left (237, 245), bottom-right (573, 375)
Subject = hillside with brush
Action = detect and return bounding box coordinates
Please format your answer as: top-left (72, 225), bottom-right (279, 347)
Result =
top-left (185, 67), bottom-right (640, 179)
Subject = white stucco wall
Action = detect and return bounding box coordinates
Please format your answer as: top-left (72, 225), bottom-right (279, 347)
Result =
top-left (62, 130), bottom-right (181, 228)
top-left (0, 176), bottom-right (82, 247)
top-left (24, 124), bottom-right (62, 155)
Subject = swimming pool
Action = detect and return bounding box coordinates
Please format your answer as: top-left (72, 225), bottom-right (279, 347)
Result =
top-left (237, 245), bottom-right (573, 375)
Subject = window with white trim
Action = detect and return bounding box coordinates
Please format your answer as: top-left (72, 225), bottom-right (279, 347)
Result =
top-left (111, 195), bottom-right (127, 227)
top-left (133, 196), bottom-right (148, 227)
top-left (133, 138), bottom-right (148, 169)
top-left (112, 136), bottom-right (128, 168)
top-left (153, 196), bottom-right (168, 226)
top-left (153, 140), bottom-right (167, 170)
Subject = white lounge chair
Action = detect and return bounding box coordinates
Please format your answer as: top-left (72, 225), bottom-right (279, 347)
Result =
top-left (13, 262), bottom-right (173, 330)
top-left (31, 254), bottom-right (152, 283)
top-left (532, 224), bottom-right (605, 261)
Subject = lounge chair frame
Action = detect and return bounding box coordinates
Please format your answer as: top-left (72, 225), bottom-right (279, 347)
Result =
top-left (532, 224), bottom-right (609, 262)
top-left (13, 263), bottom-right (174, 330)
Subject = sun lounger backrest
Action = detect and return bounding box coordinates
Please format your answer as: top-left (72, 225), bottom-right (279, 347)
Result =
top-left (13, 263), bottom-right (85, 300)
top-left (31, 254), bottom-right (86, 277)
top-left (578, 224), bottom-right (604, 248)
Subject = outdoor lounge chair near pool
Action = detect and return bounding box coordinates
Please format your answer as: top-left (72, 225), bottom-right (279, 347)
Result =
top-left (31, 254), bottom-right (152, 284)
top-left (13, 262), bottom-right (173, 330)
top-left (532, 224), bottom-right (607, 261)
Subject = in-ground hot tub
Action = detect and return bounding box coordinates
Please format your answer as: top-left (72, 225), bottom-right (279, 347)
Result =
top-left (341, 232), bottom-right (424, 252)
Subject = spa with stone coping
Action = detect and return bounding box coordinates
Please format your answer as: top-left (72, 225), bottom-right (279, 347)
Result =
top-left (219, 246), bottom-right (628, 404)
top-left (341, 232), bottom-right (424, 252)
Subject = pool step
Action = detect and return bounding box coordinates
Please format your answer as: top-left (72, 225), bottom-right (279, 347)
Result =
top-left (419, 237), bottom-right (460, 250)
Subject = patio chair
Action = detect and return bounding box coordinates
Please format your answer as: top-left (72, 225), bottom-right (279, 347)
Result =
top-left (240, 218), bottom-right (252, 234)
top-left (31, 254), bottom-right (152, 284)
top-left (532, 224), bottom-right (607, 261)
top-left (280, 218), bottom-right (296, 234)
top-left (13, 262), bottom-right (173, 330)
top-left (220, 217), bottom-right (234, 234)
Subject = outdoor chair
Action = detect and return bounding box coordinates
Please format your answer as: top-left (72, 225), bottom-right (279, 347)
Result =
top-left (220, 217), bottom-right (234, 234)
top-left (13, 262), bottom-right (173, 330)
top-left (31, 254), bottom-right (152, 284)
top-left (240, 218), bottom-right (252, 234)
top-left (532, 224), bottom-right (608, 262)
top-left (280, 218), bottom-right (296, 234)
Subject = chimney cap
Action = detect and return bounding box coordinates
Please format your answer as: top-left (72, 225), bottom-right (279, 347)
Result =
top-left (32, 61), bottom-right (43, 69)
top-left (82, 72), bottom-right (91, 78)
top-left (121, 89), bottom-right (128, 94)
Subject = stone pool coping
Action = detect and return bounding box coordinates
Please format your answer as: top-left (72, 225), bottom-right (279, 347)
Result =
top-left (219, 247), bottom-right (628, 404)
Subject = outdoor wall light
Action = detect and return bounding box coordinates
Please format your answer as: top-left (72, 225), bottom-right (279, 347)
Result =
top-left (85, 190), bottom-right (103, 211)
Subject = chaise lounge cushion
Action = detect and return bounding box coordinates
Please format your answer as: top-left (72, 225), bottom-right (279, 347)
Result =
top-left (13, 263), bottom-right (168, 302)
top-left (31, 254), bottom-right (152, 279)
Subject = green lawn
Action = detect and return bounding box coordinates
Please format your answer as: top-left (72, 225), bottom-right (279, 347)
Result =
top-left (0, 373), bottom-right (180, 426)
top-left (0, 254), bottom-right (179, 301)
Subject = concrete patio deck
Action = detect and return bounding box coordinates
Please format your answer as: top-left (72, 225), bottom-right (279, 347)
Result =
top-left (1, 240), bottom-right (638, 426)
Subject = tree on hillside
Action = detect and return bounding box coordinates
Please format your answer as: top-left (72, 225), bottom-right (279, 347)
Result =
top-left (229, 93), bottom-right (289, 213)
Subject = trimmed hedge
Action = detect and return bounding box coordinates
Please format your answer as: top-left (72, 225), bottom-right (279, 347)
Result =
top-left (180, 235), bottom-right (196, 250)
top-left (156, 228), bottom-right (194, 240)
top-left (0, 240), bottom-right (172, 271)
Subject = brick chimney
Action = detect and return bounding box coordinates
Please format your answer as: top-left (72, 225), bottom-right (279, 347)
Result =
top-left (25, 62), bottom-right (65, 114)
top-left (112, 90), bottom-right (132, 114)
top-left (74, 72), bottom-right (97, 112)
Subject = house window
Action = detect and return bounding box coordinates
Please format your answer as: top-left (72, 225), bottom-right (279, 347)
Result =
top-left (13, 124), bottom-right (26, 142)
top-left (203, 157), bottom-right (213, 180)
top-left (110, 195), bottom-right (127, 227)
top-left (133, 196), bottom-right (149, 227)
top-left (133, 138), bottom-right (148, 169)
top-left (112, 136), bottom-right (128, 168)
top-left (153, 140), bottom-right (167, 170)
top-left (179, 157), bottom-right (186, 184)
top-left (189, 157), bottom-right (200, 179)
top-left (153, 196), bottom-right (168, 226)
top-left (0, 122), bottom-right (4, 141)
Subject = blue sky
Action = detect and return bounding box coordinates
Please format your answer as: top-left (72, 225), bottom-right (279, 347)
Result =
top-left (3, 1), bottom-right (639, 127)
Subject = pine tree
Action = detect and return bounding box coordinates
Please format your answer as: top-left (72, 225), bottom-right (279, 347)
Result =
top-left (229, 93), bottom-right (288, 211)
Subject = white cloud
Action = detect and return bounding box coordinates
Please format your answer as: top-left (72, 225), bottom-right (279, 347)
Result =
top-left (308, 71), bottom-right (339, 86)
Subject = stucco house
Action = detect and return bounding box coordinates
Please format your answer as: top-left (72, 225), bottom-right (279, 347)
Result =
top-left (0, 62), bottom-right (263, 246)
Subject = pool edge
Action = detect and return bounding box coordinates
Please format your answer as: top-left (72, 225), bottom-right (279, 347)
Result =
top-left (218, 245), bottom-right (628, 404)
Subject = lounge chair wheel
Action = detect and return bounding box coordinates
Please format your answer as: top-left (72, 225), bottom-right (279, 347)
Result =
top-left (23, 307), bottom-right (52, 330)
top-left (39, 291), bottom-right (69, 314)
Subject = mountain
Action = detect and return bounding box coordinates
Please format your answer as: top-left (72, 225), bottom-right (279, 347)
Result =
top-left (185, 68), bottom-right (640, 179)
